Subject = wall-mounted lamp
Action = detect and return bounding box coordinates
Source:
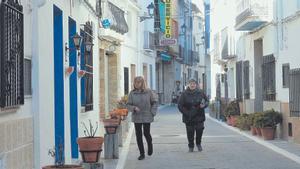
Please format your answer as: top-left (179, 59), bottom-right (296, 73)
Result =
top-left (65, 33), bottom-right (82, 62)
top-left (85, 41), bottom-right (94, 53)
top-left (140, 2), bottom-right (155, 22)
top-left (65, 32), bottom-right (94, 62)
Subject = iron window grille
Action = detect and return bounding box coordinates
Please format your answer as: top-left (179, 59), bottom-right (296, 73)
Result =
top-left (81, 22), bottom-right (94, 112)
top-left (262, 54), bottom-right (276, 101)
top-left (0, 0), bottom-right (24, 108)
top-left (289, 68), bottom-right (300, 117)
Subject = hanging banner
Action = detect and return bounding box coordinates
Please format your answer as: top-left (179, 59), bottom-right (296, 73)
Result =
top-left (165, 0), bottom-right (171, 38)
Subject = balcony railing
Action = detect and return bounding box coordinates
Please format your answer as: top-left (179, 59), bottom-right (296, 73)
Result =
top-left (235, 0), bottom-right (271, 31)
top-left (144, 31), bottom-right (155, 51)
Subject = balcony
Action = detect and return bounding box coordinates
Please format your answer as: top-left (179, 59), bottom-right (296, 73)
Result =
top-left (221, 27), bottom-right (236, 60)
top-left (235, 0), bottom-right (271, 31)
top-left (144, 31), bottom-right (155, 51)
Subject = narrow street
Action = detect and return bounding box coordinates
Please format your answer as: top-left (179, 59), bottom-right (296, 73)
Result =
top-left (123, 106), bottom-right (300, 169)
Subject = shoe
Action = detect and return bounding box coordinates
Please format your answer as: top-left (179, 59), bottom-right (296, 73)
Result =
top-left (188, 148), bottom-right (194, 152)
top-left (138, 154), bottom-right (145, 160)
top-left (148, 144), bottom-right (153, 156)
top-left (197, 144), bottom-right (202, 152)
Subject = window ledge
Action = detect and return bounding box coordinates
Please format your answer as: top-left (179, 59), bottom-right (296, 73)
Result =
top-left (0, 106), bottom-right (19, 115)
top-left (25, 95), bottom-right (32, 99)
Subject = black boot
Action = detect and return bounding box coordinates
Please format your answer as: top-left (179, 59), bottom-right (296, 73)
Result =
top-left (148, 143), bottom-right (153, 156)
top-left (138, 154), bottom-right (145, 160)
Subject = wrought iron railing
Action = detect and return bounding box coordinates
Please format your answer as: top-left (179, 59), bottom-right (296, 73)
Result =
top-left (0, 0), bottom-right (24, 108)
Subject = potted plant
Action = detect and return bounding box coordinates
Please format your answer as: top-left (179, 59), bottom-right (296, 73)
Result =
top-left (43, 143), bottom-right (83, 169)
top-left (77, 120), bottom-right (104, 163)
top-left (224, 100), bottom-right (240, 126)
top-left (248, 113), bottom-right (257, 135)
top-left (260, 109), bottom-right (283, 140)
top-left (236, 114), bottom-right (251, 131)
top-left (253, 112), bottom-right (264, 136)
top-left (103, 118), bottom-right (120, 134)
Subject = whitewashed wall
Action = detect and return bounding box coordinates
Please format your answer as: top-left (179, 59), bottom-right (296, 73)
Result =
top-left (33, 0), bottom-right (100, 167)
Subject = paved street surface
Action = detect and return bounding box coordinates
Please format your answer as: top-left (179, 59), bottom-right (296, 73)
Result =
top-left (123, 106), bottom-right (300, 169)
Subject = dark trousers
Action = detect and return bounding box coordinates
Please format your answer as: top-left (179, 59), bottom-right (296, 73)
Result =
top-left (185, 122), bottom-right (204, 148)
top-left (134, 123), bottom-right (152, 155)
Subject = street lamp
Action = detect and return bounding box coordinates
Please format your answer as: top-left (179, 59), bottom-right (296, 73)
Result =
top-left (140, 2), bottom-right (155, 22)
top-left (65, 33), bottom-right (95, 62)
top-left (72, 33), bottom-right (82, 50)
top-left (147, 2), bottom-right (155, 17)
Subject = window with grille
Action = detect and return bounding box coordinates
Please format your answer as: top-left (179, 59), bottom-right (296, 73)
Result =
top-left (24, 58), bottom-right (32, 96)
top-left (243, 61), bottom-right (250, 99)
top-left (262, 54), bottom-right (276, 101)
top-left (289, 68), bottom-right (300, 117)
top-left (80, 22), bottom-right (94, 112)
top-left (282, 63), bottom-right (290, 88)
top-left (0, 1), bottom-right (24, 108)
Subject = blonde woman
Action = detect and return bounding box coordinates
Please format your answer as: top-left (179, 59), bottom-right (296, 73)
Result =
top-left (126, 76), bottom-right (158, 160)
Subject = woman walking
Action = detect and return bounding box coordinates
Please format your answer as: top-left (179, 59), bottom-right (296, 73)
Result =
top-left (178, 78), bottom-right (209, 152)
top-left (126, 76), bottom-right (158, 160)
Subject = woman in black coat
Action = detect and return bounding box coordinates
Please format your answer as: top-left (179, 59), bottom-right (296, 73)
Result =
top-left (178, 78), bottom-right (209, 152)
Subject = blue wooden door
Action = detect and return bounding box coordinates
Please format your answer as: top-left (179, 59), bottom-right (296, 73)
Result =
top-left (69, 17), bottom-right (79, 158)
top-left (53, 5), bottom-right (65, 162)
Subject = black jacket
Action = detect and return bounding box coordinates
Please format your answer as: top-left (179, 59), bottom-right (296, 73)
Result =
top-left (178, 88), bottom-right (209, 124)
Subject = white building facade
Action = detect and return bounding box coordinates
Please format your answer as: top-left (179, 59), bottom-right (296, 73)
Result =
top-left (1, 0), bottom-right (101, 168)
top-left (210, 0), bottom-right (300, 143)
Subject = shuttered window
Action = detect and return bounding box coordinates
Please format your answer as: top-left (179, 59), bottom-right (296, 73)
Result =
top-left (243, 61), bottom-right (250, 99)
top-left (24, 58), bottom-right (31, 96)
top-left (282, 64), bottom-right (290, 88)
top-left (236, 61), bottom-right (243, 101)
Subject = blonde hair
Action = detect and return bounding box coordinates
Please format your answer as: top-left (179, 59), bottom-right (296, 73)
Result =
top-left (133, 76), bottom-right (147, 91)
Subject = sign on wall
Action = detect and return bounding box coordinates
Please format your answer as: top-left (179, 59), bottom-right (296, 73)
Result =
top-left (165, 0), bottom-right (171, 38)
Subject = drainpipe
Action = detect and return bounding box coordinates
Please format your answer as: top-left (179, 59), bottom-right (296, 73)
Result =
top-left (32, 0), bottom-right (46, 168)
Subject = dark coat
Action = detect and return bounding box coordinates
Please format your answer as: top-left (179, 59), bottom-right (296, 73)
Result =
top-left (177, 88), bottom-right (209, 124)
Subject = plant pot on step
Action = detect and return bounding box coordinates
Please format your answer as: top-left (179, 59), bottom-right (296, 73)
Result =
top-left (250, 126), bottom-right (257, 135)
top-left (103, 119), bottom-right (119, 134)
top-left (77, 137), bottom-right (104, 163)
top-left (226, 116), bottom-right (232, 126)
top-left (255, 127), bottom-right (262, 136)
top-left (42, 165), bottom-right (83, 169)
top-left (230, 116), bottom-right (238, 127)
top-left (261, 127), bottom-right (276, 140)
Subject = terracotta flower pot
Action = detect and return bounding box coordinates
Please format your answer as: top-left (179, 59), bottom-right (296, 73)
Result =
top-left (42, 165), bottom-right (83, 169)
top-left (77, 137), bottom-right (104, 163)
top-left (226, 116), bottom-right (232, 126)
top-left (255, 127), bottom-right (262, 136)
top-left (103, 119), bottom-right (119, 134)
top-left (250, 126), bottom-right (257, 135)
top-left (261, 127), bottom-right (275, 140)
top-left (230, 116), bottom-right (238, 127)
